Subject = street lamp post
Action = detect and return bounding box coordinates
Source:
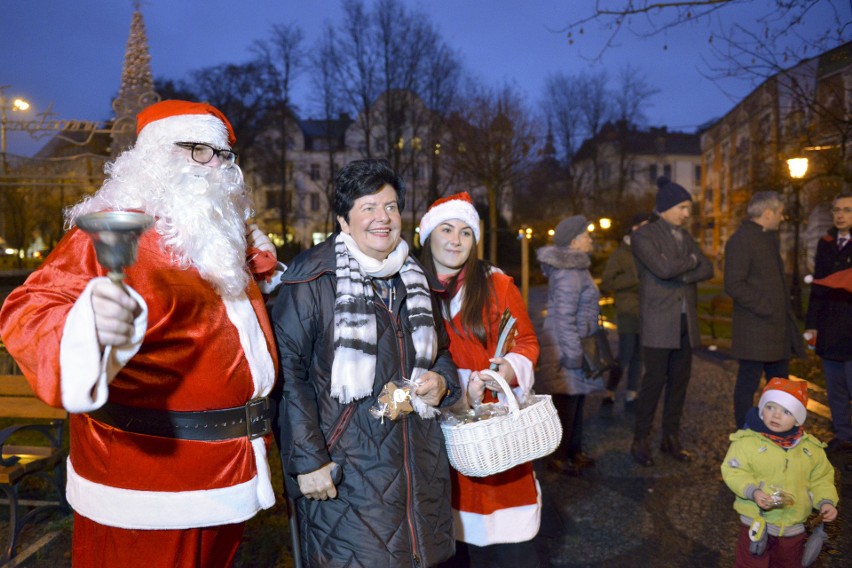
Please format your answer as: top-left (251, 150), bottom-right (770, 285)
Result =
top-left (1, 87), bottom-right (32, 172)
top-left (786, 157), bottom-right (809, 319)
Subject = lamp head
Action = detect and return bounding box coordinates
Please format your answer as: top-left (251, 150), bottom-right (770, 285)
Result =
top-left (787, 157), bottom-right (809, 180)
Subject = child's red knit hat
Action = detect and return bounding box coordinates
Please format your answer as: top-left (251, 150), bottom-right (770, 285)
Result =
top-left (758, 377), bottom-right (808, 425)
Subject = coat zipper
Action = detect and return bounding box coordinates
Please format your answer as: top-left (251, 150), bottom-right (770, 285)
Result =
top-left (378, 300), bottom-right (420, 565)
top-left (326, 404), bottom-right (356, 450)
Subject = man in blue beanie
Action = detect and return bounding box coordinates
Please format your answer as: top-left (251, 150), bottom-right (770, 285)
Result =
top-left (630, 177), bottom-right (714, 466)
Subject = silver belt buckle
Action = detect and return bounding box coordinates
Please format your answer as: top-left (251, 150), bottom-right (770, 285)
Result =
top-left (245, 397), bottom-right (271, 440)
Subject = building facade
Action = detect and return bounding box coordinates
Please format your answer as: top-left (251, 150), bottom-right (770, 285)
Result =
top-left (572, 120), bottom-right (702, 225)
top-left (699, 41), bottom-right (852, 271)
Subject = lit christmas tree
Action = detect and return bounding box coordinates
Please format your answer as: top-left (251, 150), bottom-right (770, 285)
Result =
top-left (110, 3), bottom-right (159, 157)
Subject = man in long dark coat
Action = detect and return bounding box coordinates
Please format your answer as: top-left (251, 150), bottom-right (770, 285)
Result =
top-left (725, 191), bottom-right (806, 429)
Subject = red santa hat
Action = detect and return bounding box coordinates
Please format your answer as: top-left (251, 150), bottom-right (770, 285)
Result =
top-left (135, 100), bottom-right (236, 150)
top-left (807, 267), bottom-right (852, 294)
top-left (758, 377), bottom-right (809, 425)
top-left (419, 192), bottom-right (481, 243)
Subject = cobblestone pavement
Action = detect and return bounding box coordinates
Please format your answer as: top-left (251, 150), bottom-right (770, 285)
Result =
top-left (526, 285), bottom-right (851, 568)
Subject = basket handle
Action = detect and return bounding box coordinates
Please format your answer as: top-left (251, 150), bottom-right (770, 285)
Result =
top-left (478, 369), bottom-right (520, 416)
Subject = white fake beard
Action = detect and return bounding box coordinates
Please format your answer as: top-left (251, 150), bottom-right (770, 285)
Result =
top-left (68, 151), bottom-right (252, 299)
top-left (155, 161), bottom-right (251, 298)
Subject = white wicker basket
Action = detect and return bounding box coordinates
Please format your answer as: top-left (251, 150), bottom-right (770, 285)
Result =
top-left (441, 370), bottom-right (563, 477)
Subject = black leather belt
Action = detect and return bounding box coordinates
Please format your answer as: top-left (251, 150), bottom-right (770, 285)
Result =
top-left (87, 398), bottom-right (272, 441)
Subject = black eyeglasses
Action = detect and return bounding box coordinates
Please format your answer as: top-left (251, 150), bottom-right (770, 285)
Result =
top-left (175, 142), bottom-right (237, 165)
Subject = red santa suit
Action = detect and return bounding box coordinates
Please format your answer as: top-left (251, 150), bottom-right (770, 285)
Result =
top-left (0, 225), bottom-right (278, 565)
top-left (443, 271), bottom-right (541, 546)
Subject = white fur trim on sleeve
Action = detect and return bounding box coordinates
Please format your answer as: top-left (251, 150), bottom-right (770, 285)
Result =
top-left (256, 262), bottom-right (287, 295)
top-left (60, 278), bottom-right (147, 413)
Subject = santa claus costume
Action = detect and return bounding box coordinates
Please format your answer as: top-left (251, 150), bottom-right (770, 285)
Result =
top-left (419, 193), bottom-right (542, 566)
top-left (0, 101), bottom-right (279, 568)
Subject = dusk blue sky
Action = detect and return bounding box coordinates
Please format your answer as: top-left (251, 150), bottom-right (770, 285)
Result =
top-left (1, 1), bottom-right (846, 156)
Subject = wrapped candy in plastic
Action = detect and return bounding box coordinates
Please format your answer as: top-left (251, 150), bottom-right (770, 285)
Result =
top-left (765, 485), bottom-right (795, 509)
top-left (439, 401), bottom-right (510, 426)
top-left (369, 380), bottom-right (414, 422)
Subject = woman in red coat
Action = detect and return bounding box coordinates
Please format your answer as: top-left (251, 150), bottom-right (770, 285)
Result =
top-left (419, 193), bottom-right (541, 568)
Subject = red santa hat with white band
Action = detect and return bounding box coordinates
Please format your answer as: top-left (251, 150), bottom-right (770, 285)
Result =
top-left (135, 100), bottom-right (236, 150)
top-left (419, 192), bottom-right (481, 243)
top-left (758, 377), bottom-right (809, 426)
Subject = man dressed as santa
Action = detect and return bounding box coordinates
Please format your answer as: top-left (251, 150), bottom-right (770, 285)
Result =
top-left (0, 100), bottom-right (282, 567)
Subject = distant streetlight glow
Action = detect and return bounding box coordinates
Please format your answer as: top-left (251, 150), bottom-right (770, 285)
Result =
top-left (547, 229), bottom-right (555, 237)
top-left (1, 89), bottom-right (33, 169)
top-left (587, 223), bottom-right (595, 232)
top-left (787, 157), bottom-right (808, 179)
top-left (599, 217), bottom-right (612, 230)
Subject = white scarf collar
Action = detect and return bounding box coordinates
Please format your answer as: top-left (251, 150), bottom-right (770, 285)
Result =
top-left (339, 232), bottom-right (408, 278)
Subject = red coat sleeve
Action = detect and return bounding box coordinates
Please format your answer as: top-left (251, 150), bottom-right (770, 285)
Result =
top-left (0, 228), bottom-right (104, 406)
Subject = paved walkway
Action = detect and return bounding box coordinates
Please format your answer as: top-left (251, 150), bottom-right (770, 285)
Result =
top-left (525, 285), bottom-right (851, 567)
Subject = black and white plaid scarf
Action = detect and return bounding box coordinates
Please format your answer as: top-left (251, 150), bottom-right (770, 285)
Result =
top-left (332, 233), bottom-right (439, 417)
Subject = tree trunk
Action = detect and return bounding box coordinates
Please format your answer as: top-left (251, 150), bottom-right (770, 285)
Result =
top-left (488, 185), bottom-right (498, 264)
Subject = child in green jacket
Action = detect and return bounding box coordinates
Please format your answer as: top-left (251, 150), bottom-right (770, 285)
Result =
top-left (721, 378), bottom-right (838, 567)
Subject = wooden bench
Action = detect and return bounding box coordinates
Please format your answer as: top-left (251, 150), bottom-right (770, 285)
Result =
top-left (0, 374), bottom-right (68, 562)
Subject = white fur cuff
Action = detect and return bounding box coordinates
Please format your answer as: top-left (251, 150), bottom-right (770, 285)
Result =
top-left (60, 278), bottom-right (147, 413)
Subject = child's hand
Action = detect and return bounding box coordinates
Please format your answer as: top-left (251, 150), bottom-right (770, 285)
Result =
top-left (820, 503), bottom-right (838, 522)
top-left (753, 489), bottom-right (773, 510)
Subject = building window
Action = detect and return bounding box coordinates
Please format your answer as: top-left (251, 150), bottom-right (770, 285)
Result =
top-left (310, 193), bottom-right (320, 211)
top-left (649, 164), bottom-right (658, 182)
top-left (309, 164), bottom-right (321, 180)
top-left (663, 164), bottom-right (672, 179)
top-left (694, 165), bottom-right (701, 185)
top-left (600, 163), bottom-right (611, 182)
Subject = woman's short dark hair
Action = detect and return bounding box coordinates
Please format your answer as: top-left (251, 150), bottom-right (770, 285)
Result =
top-left (333, 159), bottom-right (406, 223)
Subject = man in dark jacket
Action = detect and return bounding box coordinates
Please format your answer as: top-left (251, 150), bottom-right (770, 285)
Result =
top-left (601, 213), bottom-right (650, 411)
top-left (630, 177), bottom-right (714, 467)
top-left (272, 159), bottom-right (460, 567)
top-left (725, 191), bottom-right (806, 429)
top-left (805, 192), bottom-right (852, 453)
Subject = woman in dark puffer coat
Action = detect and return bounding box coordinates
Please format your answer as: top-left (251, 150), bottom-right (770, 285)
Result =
top-left (272, 159), bottom-right (460, 567)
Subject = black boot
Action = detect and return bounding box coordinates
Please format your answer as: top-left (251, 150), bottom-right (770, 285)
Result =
top-left (631, 437), bottom-right (654, 467)
top-left (660, 434), bottom-right (692, 462)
